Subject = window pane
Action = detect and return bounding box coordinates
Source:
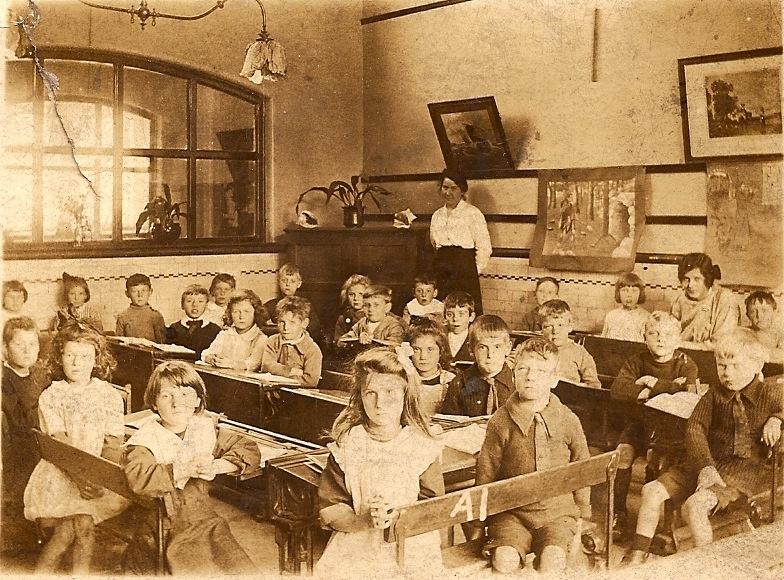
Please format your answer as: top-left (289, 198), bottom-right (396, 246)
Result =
top-left (43, 60), bottom-right (114, 148)
top-left (124, 68), bottom-right (186, 149)
top-left (196, 85), bottom-right (255, 151)
top-left (4, 60), bottom-right (34, 147)
top-left (0, 153), bottom-right (33, 242)
top-left (123, 157), bottom-right (188, 240)
top-left (195, 160), bottom-right (256, 238)
top-left (42, 154), bottom-right (113, 242)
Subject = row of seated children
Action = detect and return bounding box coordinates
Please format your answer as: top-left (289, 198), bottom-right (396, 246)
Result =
top-left (1, 317), bottom-right (259, 574)
top-left (40, 269), bottom-right (325, 387)
top-left (518, 271), bottom-right (784, 363)
top-left (4, 311), bottom-right (780, 574)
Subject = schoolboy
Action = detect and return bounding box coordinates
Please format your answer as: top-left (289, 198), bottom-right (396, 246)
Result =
top-left (402, 273), bottom-right (445, 326)
top-left (1, 316), bottom-right (45, 554)
top-left (262, 296), bottom-right (323, 387)
top-left (744, 290), bottom-right (784, 363)
top-left (2, 280), bottom-right (28, 320)
top-left (264, 263), bottom-right (322, 341)
top-left (476, 337), bottom-right (591, 574)
top-left (444, 291), bottom-right (477, 363)
top-left (609, 311), bottom-right (699, 537)
top-left (623, 330), bottom-right (783, 565)
top-left (520, 277), bottom-right (559, 332)
top-left (166, 285), bottom-right (222, 357)
top-left (441, 315), bottom-right (514, 416)
top-left (538, 299), bottom-right (601, 388)
top-left (338, 285), bottom-right (405, 346)
top-left (204, 273), bottom-right (236, 327)
top-left (116, 273), bottom-right (166, 343)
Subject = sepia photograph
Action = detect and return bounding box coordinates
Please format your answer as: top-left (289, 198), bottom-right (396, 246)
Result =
top-left (1, 1), bottom-right (783, 578)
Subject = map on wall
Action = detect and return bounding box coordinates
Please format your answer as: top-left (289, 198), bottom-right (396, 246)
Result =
top-left (705, 160), bottom-right (782, 287)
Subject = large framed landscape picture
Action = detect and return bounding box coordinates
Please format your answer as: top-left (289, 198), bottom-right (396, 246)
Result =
top-left (679, 47), bottom-right (782, 161)
top-left (428, 96), bottom-right (514, 174)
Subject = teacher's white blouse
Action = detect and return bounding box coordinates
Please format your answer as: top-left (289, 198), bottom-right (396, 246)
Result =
top-left (429, 200), bottom-right (492, 273)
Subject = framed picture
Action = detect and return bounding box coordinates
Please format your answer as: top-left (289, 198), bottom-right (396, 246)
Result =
top-left (428, 96), bottom-right (514, 174)
top-left (678, 47), bottom-right (782, 161)
top-left (530, 167), bottom-right (646, 273)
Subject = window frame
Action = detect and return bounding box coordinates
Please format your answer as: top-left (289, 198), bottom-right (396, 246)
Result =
top-left (3, 47), bottom-right (279, 260)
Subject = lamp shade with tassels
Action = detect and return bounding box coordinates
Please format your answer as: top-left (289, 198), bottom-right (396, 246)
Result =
top-left (240, 33), bottom-right (286, 84)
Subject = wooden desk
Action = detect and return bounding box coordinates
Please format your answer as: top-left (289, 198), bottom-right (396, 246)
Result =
top-left (109, 341), bottom-right (197, 412)
top-left (576, 333), bottom-right (783, 390)
top-left (194, 365), bottom-right (349, 446)
top-left (266, 444), bottom-right (477, 574)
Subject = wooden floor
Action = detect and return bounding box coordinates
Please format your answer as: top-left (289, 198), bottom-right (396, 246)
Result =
top-left (0, 494), bottom-right (279, 576)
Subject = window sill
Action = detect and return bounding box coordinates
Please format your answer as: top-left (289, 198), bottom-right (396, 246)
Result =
top-left (3, 238), bottom-right (286, 260)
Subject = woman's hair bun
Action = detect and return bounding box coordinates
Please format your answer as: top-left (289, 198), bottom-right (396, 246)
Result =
top-left (712, 264), bottom-right (722, 280)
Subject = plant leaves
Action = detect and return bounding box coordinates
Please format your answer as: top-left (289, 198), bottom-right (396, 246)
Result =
top-left (135, 210), bottom-right (150, 234)
top-left (295, 186), bottom-right (332, 216)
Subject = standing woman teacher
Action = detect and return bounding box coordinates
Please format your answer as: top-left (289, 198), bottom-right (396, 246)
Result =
top-left (429, 169), bottom-right (492, 315)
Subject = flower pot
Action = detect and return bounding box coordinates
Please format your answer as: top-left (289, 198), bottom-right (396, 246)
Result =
top-left (343, 205), bottom-right (364, 228)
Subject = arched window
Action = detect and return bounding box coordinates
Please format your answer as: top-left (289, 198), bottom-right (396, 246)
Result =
top-left (2, 48), bottom-right (269, 258)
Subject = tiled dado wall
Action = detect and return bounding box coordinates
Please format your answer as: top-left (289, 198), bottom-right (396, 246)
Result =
top-left (480, 257), bottom-right (770, 334)
top-left (2, 253), bottom-right (283, 332)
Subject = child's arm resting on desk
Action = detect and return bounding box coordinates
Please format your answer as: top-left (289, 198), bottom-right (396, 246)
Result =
top-left (214, 428), bottom-right (262, 476)
top-left (318, 454), bottom-right (373, 532)
top-left (648, 353), bottom-right (699, 398)
top-left (578, 347), bottom-right (602, 388)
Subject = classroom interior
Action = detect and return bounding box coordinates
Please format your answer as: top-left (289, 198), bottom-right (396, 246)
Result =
top-left (2, 0), bottom-right (783, 576)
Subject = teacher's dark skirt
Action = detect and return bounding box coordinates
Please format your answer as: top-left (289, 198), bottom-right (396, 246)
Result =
top-left (434, 246), bottom-right (483, 315)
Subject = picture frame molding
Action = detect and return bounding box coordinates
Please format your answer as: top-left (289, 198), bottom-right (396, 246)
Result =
top-left (678, 46), bottom-right (783, 163)
top-left (427, 96), bottom-right (514, 176)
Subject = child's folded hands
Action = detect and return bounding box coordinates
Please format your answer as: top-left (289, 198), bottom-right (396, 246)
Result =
top-left (368, 495), bottom-right (398, 530)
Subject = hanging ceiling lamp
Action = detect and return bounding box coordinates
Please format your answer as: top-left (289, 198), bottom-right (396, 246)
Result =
top-left (76, 0), bottom-right (286, 83)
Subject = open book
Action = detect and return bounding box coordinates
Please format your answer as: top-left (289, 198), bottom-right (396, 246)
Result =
top-left (440, 423), bottom-right (488, 455)
top-left (645, 391), bottom-right (702, 419)
top-left (109, 335), bottom-right (195, 355)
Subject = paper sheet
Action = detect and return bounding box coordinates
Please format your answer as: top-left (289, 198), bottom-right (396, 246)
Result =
top-left (645, 391), bottom-right (703, 419)
top-left (440, 423), bottom-right (488, 454)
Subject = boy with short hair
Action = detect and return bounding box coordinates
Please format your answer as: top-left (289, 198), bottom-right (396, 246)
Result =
top-left (476, 337), bottom-right (591, 574)
top-left (744, 290), bottom-right (784, 363)
top-left (444, 291), bottom-right (477, 364)
top-left (204, 273), bottom-right (236, 327)
top-left (623, 330), bottom-right (783, 565)
top-left (520, 277), bottom-right (559, 332)
top-left (264, 263), bottom-right (322, 342)
top-left (538, 299), bottom-right (601, 388)
top-left (262, 296), bottom-right (323, 387)
top-left (1, 316), bottom-right (45, 554)
top-left (166, 285), bottom-right (222, 357)
top-left (441, 315), bottom-right (514, 416)
top-left (402, 273), bottom-right (445, 326)
top-left (338, 285), bottom-right (405, 346)
top-left (116, 273), bottom-right (166, 343)
top-left (609, 311), bottom-right (699, 537)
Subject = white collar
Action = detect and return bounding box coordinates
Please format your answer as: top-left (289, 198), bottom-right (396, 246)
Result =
top-left (180, 317), bottom-right (208, 327)
top-left (3, 361), bottom-right (30, 377)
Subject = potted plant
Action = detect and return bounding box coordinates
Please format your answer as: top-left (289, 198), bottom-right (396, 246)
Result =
top-left (135, 184), bottom-right (188, 241)
top-left (295, 176), bottom-right (393, 228)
